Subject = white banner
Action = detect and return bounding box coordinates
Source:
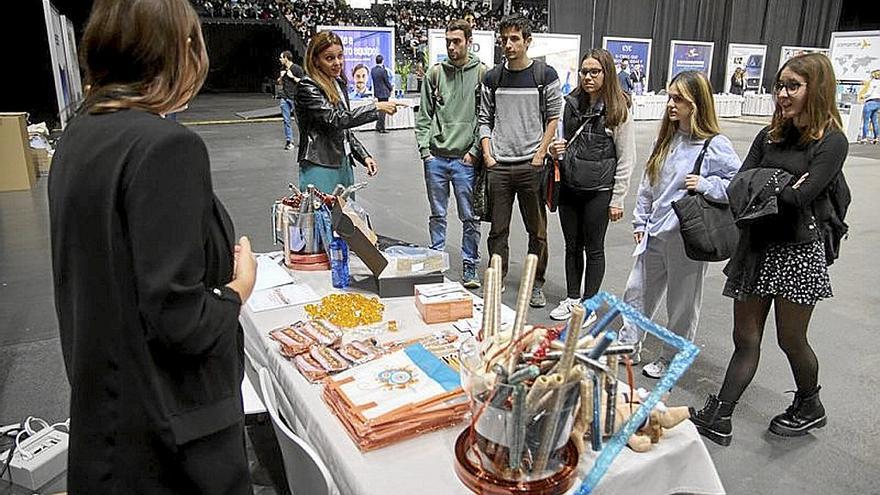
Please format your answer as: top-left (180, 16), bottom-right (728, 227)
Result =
top-left (427, 29), bottom-right (495, 68)
top-left (829, 30), bottom-right (880, 82)
top-left (724, 43), bottom-right (766, 93)
top-left (779, 46), bottom-right (831, 70)
top-left (43, 0), bottom-right (75, 127)
top-left (528, 33), bottom-right (581, 96)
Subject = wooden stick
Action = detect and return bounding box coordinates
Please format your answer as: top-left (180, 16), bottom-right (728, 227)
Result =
top-left (481, 267), bottom-right (497, 342)
top-left (507, 254), bottom-right (538, 375)
top-left (490, 254), bottom-right (502, 331)
top-left (555, 305), bottom-right (584, 378)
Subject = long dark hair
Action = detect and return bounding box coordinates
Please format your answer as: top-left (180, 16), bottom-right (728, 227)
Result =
top-left (570, 49), bottom-right (630, 129)
top-left (80, 0), bottom-right (208, 114)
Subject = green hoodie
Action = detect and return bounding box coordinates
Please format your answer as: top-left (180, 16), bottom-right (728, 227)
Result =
top-left (415, 53), bottom-right (485, 160)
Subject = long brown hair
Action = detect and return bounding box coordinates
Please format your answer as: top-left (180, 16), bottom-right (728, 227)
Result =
top-left (305, 31), bottom-right (345, 105)
top-left (80, 0), bottom-right (208, 115)
top-left (768, 53), bottom-right (842, 144)
top-left (645, 71), bottom-right (720, 185)
top-left (571, 48), bottom-right (630, 128)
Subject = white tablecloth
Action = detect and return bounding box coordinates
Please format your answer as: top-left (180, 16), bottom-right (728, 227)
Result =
top-left (840, 102), bottom-right (865, 143)
top-left (742, 94), bottom-right (775, 116)
top-left (632, 95), bottom-right (668, 121)
top-left (352, 97), bottom-right (419, 131)
top-left (241, 264), bottom-right (725, 495)
top-left (633, 94), bottom-right (745, 120)
top-left (713, 95), bottom-right (744, 118)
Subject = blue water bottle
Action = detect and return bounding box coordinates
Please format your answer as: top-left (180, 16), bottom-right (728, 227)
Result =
top-left (330, 237), bottom-right (350, 289)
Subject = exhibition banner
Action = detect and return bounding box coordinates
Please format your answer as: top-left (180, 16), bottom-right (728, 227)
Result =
top-left (427, 29), bottom-right (495, 68)
top-left (779, 46), bottom-right (831, 69)
top-left (318, 26), bottom-right (395, 93)
top-left (528, 33), bottom-right (581, 96)
top-left (603, 36), bottom-right (652, 91)
top-left (43, 0), bottom-right (79, 127)
top-left (829, 30), bottom-right (880, 83)
top-left (668, 40), bottom-right (714, 81)
top-left (724, 43), bottom-right (766, 93)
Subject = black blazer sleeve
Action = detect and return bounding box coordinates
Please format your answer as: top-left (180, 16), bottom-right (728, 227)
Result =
top-left (124, 130), bottom-right (241, 356)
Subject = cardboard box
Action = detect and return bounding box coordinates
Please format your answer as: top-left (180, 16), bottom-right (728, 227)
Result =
top-left (332, 198), bottom-right (447, 298)
top-left (0, 113), bottom-right (37, 192)
top-left (414, 283), bottom-right (473, 324)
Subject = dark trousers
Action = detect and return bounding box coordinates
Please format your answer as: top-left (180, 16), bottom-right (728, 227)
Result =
top-left (487, 161), bottom-right (548, 285)
top-left (376, 97), bottom-right (388, 131)
top-left (558, 187), bottom-right (612, 299)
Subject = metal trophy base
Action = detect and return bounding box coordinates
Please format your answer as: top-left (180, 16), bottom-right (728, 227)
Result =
top-left (453, 428), bottom-right (579, 495)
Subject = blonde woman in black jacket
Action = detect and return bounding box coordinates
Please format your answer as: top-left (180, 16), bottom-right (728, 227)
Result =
top-left (294, 31), bottom-right (398, 193)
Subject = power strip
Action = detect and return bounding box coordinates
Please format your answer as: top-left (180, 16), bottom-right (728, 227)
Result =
top-left (2, 427), bottom-right (68, 490)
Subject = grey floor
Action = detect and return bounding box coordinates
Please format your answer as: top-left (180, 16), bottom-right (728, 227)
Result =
top-left (1, 93), bottom-right (878, 494)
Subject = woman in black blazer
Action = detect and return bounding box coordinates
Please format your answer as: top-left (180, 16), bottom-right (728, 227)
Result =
top-left (294, 30), bottom-right (398, 193)
top-left (48, 0), bottom-right (256, 492)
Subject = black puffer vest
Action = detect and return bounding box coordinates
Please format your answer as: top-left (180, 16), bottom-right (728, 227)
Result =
top-left (560, 94), bottom-right (617, 192)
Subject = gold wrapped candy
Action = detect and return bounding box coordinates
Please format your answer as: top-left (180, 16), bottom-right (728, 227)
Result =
top-left (305, 293), bottom-right (385, 328)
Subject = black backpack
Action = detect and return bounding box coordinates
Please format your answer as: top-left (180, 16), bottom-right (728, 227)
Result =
top-left (484, 59), bottom-right (548, 125)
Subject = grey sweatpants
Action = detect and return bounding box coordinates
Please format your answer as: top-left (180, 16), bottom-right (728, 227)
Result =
top-left (620, 230), bottom-right (708, 359)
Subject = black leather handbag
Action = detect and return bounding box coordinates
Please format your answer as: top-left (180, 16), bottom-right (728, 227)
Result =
top-left (672, 136), bottom-right (739, 262)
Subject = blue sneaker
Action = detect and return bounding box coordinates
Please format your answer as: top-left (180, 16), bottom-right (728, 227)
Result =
top-left (462, 264), bottom-right (481, 289)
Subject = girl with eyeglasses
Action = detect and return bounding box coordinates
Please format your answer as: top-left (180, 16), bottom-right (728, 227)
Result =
top-left (546, 48), bottom-right (635, 322)
top-left (618, 70), bottom-right (742, 379)
top-left (691, 53), bottom-right (849, 445)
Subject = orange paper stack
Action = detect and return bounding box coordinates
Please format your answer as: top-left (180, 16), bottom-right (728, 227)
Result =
top-left (323, 344), bottom-right (469, 451)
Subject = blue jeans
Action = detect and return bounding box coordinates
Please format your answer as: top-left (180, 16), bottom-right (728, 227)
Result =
top-left (863, 99), bottom-right (880, 139)
top-left (280, 98), bottom-right (294, 142)
top-left (423, 156), bottom-right (480, 268)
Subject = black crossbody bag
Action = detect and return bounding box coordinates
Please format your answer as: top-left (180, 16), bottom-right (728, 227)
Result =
top-left (672, 136), bottom-right (739, 261)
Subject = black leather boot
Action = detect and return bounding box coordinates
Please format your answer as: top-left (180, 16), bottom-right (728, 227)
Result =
top-left (769, 386), bottom-right (827, 437)
top-left (689, 394), bottom-right (736, 446)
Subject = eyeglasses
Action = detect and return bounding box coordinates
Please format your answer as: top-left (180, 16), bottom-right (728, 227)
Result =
top-left (668, 94), bottom-right (687, 104)
top-left (774, 80), bottom-right (805, 96)
top-left (579, 68), bottom-right (603, 78)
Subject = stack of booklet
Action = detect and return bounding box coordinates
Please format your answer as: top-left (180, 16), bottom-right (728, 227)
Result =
top-left (322, 343), bottom-right (469, 451)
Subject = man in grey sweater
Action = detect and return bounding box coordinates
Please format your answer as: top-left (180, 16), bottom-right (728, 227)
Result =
top-left (479, 14), bottom-right (562, 307)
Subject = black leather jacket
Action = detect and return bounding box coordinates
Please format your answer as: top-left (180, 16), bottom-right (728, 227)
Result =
top-left (294, 77), bottom-right (378, 168)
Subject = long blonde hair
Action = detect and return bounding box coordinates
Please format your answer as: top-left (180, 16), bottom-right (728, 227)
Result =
top-left (645, 71), bottom-right (720, 185)
top-left (81, 0), bottom-right (209, 115)
top-left (305, 31), bottom-right (344, 105)
top-left (768, 53), bottom-right (842, 144)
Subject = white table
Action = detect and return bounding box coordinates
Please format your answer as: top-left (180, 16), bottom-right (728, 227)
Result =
top-left (352, 97), bottom-right (419, 131)
top-left (713, 95), bottom-right (744, 118)
top-left (742, 94), bottom-right (775, 116)
top-left (241, 264), bottom-right (725, 495)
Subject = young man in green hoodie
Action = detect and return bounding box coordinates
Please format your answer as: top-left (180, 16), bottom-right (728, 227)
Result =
top-left (415, 19), bottom-right (486, 288)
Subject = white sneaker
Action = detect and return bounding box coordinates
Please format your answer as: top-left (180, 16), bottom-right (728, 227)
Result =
top-left (642, 357), bottom-right (668, 379)
top-left (550, 298), bottom-right (580, 320)
top-left (581, 310), bottom-right (598, 329)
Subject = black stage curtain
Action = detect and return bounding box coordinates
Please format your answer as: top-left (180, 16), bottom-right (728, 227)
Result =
top-left (550, 0), bottom-right (842, 93)
top-left (201, 21), bottom-right (288, 93)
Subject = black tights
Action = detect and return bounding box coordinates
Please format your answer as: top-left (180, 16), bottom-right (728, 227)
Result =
top-left (718, 295), bottom-right (819, 403)
top-left (558, 188), bottom-right (611, 299)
